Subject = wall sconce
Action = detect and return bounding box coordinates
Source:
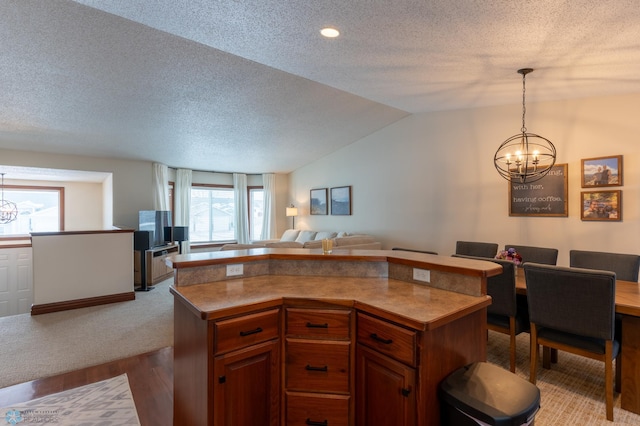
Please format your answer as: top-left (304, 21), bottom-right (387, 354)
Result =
top-left (286, 204), bottom-right (298, 229)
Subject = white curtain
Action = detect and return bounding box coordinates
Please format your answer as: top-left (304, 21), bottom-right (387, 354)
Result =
top-left (175, 169), bottom-right (192, 226)
top-left (152, 163), bottom-right (169, 211)
top-left (260, 173), bottom-right (277, 240)
top-left (233, 173), bottom-right (250, 244)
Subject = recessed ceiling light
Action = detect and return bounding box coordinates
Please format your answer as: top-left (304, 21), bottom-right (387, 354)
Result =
top-left (320, 27), bottom-right (340, 38)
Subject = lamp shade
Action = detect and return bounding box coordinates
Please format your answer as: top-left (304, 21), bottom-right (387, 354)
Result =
top-left (286, 207), bottom-right (298, 217)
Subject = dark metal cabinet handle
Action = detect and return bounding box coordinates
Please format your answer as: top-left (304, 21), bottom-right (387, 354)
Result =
top-left (305, 419), bottom-right (328, 426)
top-left (306, 322), bottom-right (329, 328)
top-left (239, 327), bottom-right (263, 337)
top-left (401, 387), bottom-right (411, 397)
top-left (370, 333), bottom-right (393, 344)
top-left (305, 364), bottom-right (328, 372)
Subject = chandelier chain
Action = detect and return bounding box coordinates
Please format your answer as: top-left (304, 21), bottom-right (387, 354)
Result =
top-left (521, 72), bottom-right (527, 133)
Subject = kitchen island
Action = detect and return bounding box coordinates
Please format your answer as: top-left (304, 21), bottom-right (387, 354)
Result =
top-left (169, 248), bottom-right (500, 425)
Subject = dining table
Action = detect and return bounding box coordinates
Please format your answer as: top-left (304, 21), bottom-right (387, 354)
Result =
top-left (515, 268), bottom-right (640, 414)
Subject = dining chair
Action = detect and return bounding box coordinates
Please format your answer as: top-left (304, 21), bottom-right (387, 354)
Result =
top-left (524, 262), bottom-right (620, 421)
top-left (504, 244), bottom-right (558, 265)
top-left (455, 241), bottom-right (499, 258)
top-left (570, 249), bottom-right (640, 344)
top-left (453, 254), bottom-right (526, 373)
top-left (392, 247), bottom-right (438, 255)
top-left (569, 250), bottom-right (640, 282)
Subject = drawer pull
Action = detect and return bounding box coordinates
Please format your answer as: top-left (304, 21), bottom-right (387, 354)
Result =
top-left (305, 419), bottom-right (328, 426)
top-left (239, 327), bottom-right (263, 337)
top-left (370, 333), bottom-right (393, 345)
top-left (401, 387), bottom-right (411, 397)
top-left (306, 322), bottom-right (329, 329)
top-left (305, 364), bottom-right (328, 372)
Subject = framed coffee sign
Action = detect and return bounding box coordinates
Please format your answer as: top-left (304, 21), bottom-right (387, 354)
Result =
top-left (509, 164), bottom-right (568, 217)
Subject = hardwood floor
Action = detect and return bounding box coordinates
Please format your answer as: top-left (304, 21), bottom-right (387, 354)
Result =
top-left (0, 347), bottom-right (173, 426)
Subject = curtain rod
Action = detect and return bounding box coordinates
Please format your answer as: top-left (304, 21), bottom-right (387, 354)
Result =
top-left (167, 166), bottom-right (262, 176)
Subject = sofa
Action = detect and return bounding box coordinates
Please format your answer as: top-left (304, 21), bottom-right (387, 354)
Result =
top-left (220, 229), bottom-right (381, 251)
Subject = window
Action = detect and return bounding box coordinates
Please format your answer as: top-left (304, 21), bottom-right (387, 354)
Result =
top-left (249, 188), bottom-right (264, 240)
top-left (189, 186), bottom-right (235, 243)
top-left (0, 185), bottom-right (64, 236)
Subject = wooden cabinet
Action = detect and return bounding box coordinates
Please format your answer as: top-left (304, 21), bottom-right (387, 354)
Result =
top-left (134, 244), bottom-right (178, 289)
top-left (284, 307), bottom-right (353, 426)
top-left (173, 302), bottom-right (281, 426)
top-left (356, 344), bottom-right (415, 426)
top-left (356, 313), bottom-right (416, 426)
top-left (214, 339), bottom-right (280, 426)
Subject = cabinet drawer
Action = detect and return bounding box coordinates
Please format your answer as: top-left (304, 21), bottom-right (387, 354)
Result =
top-left (215, 308), bottom-right (280, 354)
top-left (286, 308), bottom-right (351, 339)
top-left (356, 313), bottom-right (417, 367)
top-left (286, 339), bottom-right (350, 393)
top-left (286, 392), bottom-right (350, 426)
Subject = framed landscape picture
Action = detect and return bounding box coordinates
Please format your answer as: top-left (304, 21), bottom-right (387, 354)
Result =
top-left (580, 190), bottom-right (622, 221)
top-left (330, 186), bottom-right (351, 215)
top-left (310, 188), bottom-right (328, 215)
top-left (581, 155), bottom-right (622, 187)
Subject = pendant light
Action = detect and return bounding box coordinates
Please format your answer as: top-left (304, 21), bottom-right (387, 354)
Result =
top-left (0, 173), bottom-right (18, 224)
top-left (494, 68), bottom-right (556, 183)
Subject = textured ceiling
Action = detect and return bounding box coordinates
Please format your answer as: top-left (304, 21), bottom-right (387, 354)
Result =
top-left (1, 0), bottom-right (639, 174)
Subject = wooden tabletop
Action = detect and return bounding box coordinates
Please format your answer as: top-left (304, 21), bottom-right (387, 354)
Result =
top-left (515, 268), bottom-right (640, 317)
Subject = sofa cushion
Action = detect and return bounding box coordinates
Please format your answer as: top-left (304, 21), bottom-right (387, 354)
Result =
top-left (295, 230), bottom-right (317, 243)
top-left (314, 231), bottom-right (337, 240)
top-left (280, 229), bottom-right (301, 242)
top-left (333, 235), bottom-right (375, 247)
top-left (265, 241), bottom-right (304, 248)
top-left (336, 231), bottom-right (350, 238)
top-left (303, 240), bottom-right (323, 249)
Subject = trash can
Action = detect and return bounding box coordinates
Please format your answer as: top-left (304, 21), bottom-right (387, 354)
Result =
top-left (439, 362), bottom-right (540, 426)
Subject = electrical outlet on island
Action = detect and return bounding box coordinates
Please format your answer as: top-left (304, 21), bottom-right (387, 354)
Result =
top-left (226, 264), bottom-right (244, 276)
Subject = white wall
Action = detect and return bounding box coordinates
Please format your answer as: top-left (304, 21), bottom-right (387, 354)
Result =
top-left (289, 92), bottom-right (640, 266)
top-left (1, 149), bottom-right (292, 236)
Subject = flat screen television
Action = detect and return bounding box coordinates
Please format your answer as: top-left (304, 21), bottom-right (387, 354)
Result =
top-left (139, 210), bottom-right (172, 248)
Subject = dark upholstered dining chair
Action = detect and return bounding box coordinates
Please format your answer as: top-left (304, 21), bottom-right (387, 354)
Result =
top-left (504, 244), bottom-right (558, 265)
top-left (392, 247), bottom-right (438, 255)
top-left (453, 254), bottom-right (526, 373)
top-left (524, 262), bottom-right (620, 421)
top-left (569, 250), bottom-right (640, 282)
top-left (455, 241), bottom-right (498, 259)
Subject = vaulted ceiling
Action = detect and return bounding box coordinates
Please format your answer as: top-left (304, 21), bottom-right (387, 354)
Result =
top-left (2, 0), bottom-right (639, 174)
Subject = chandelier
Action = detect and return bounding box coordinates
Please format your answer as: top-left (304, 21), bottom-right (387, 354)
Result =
top-left (0, 173), bottom-right (18, 224)
top-left (494, 68), bottom-right (556, 183)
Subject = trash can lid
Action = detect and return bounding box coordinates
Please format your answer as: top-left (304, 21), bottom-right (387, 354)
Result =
top-left (439, 362), bottom-right (540, 426)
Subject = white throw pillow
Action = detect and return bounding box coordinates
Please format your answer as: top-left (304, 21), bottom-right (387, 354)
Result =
top-left (280, 229), bottom-right (301, 241)
top-left (295, 230), bottom-right (318, 243)
top-left (336, 231), bottom-right (350, 238)
top-left (314, 231), bottom-right (337, 240)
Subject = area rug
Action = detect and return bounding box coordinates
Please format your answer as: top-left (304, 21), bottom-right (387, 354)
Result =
top-left (0, 374), bottom-right (140, 425)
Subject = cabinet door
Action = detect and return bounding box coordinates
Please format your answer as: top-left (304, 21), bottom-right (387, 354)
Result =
top-left (214, 339), bottom-right (280, 426)
top-left (356, 344), bottom-right (415, 426)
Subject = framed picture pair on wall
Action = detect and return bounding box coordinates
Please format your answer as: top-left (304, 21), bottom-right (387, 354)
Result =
top-left (310, 186), bottom-right (351, 215)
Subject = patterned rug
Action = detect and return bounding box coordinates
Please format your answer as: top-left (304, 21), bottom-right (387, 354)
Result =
top-left (487, 331), bottom-right (640, 425)
top-left (0, 374), bottom-right (140, 425)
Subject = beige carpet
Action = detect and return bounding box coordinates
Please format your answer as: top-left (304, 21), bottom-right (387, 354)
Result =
top-left (0, 278), bottom-right (173, 389)
top-left (0, 374), bottom-right (140, 425)
top-left (486, 331), bottom-right (640, 425)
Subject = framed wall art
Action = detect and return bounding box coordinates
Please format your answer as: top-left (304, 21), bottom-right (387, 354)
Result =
top-left (330, 186), bottom-right (352, 215)
top-left (310, 188), bottom-right (328, 215)
top-left (509, 164), bottom-right (568, 217)
top-left (581, 155), bottom-right (622, 187)
top-left (580, 190), bottom-right (621, 221)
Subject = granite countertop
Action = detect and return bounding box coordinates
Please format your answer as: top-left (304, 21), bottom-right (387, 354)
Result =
top-left (170, 274), bottom-right (491, 331)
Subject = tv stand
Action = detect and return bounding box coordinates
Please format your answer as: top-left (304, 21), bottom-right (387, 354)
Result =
top-left (134, 243), bottom-right (178, 291)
